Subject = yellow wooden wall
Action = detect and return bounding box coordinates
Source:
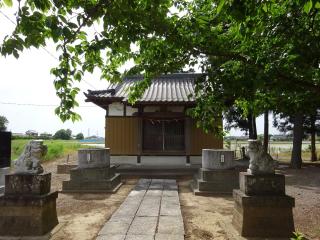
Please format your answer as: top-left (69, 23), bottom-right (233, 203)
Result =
top-left (105, 117), bottom-right (139, 155)
top-left (105, 116), bottom-right (222, 156)
top-left (190, 120), bottom-right (223, 155)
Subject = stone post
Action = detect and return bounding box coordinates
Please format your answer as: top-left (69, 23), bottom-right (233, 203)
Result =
top-left (62, 148), bottom-right (122, 193)
top-left (193, 149), bottom-right (247, 195)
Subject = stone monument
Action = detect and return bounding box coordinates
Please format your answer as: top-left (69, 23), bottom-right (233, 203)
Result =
top-left (0, 140), bottom-right (58, 236)
top-left (232, 139), bottom-right (295, 238)
top-left (0, 131), bottom-right (11, 194)
top-left (62, 148), bottom-right (122, 193)
top-left (192, 149), bottom-right (248, 195)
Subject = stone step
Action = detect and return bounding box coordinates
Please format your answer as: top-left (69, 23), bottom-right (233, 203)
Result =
top-left (198, 168), bottom-right (239, 182)
top-left (69, 166), bottom-right (116, 182)
top-left (62, 173), bottom-right (122, 193)
top-left (195, 179), bottom-right (238, 194)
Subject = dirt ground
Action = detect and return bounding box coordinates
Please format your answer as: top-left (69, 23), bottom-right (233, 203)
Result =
top-left (178, 164), bottom-right (320, 240)
top-left (44, 156), bottom-right (320, 240)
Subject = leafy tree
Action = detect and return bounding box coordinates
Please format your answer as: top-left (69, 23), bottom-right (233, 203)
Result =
top-left (53, 129), bottom-right (72, 140)
top-left (224, 106), bottom-right (257, 139)
top-left (75, 133), bottom-right (84, 140)
top-left (2, 0), bottom-right (320, 168)
top-left (0, 115), bottom-right (8, 131)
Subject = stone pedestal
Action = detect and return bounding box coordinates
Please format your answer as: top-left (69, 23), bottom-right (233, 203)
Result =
top-left (0, 173), bottom-right (58, 236)
top-left (0, 167), bottom-right (10, 194)
top-left (193, 168), bottom-right (241, 195)
top-left (232, 172), bottom-right (295, 238)
top-left (193, 149), bottom-right (245, 195)
top-left (202, 149), bottom-right (234, 169)
top-left (62, 148), bottom-right (122, 193)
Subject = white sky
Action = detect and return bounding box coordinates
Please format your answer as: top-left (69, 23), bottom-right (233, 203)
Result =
top-left (0, 6), bottom-right (280, 137)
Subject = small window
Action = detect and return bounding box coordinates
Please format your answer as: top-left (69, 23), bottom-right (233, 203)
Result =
top-left (143, 119), bottom-right (185, 152)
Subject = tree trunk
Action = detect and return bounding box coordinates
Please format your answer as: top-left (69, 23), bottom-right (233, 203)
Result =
top-left (263, 110), bottom-right (269, 152)
top-left (291, 113), bottom-right (303, 169)
top-left (248, 112), bottom-right (257, 139)
top-left (310, 115), bottom-right (317, 162)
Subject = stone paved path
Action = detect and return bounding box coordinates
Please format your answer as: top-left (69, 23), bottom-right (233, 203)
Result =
top-left (96, 179), bottom-right (185, 240)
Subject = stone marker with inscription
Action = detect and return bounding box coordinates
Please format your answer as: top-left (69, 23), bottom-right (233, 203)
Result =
top-left (192, 149), bottom-right (248, 195)
top-left (62, 148), bottom-right (122, 193)
top-left (232, 139), bottom-right (295, 238)
top-left (0, 140), bottom-right (58, 236)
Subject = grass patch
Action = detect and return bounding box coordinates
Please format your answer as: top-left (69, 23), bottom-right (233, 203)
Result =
top-left (11, 139), bottom-right (83, 162)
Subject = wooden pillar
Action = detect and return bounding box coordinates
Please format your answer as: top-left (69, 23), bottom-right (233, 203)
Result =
top-left (185, 117), bottom-right (191, 165)
top-left (137, 106), bottom-right (143, 164)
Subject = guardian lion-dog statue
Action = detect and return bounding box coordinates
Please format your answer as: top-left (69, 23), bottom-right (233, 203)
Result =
top-left (247, 139), bottom-right (277, 175)
top-left (14, 140), bottom-right (47, 174)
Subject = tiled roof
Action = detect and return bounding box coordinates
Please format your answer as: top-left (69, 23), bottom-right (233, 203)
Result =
top-left (85, 73), bottom-right (203, 104)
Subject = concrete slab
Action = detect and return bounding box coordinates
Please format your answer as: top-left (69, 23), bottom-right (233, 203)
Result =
top-left (158, 216), bottom-right (185, 235)
top-left (110, 215), bottom-right (135, 225)
top-left (155, 234), bottom-right (184, 240)
top-left (162, 190), bottom-right (178, 197)
top-left (161, 196), bottom-right (180, 205)
top-left (127, 216), bottom-right (158, 235)
top-left (137, 197), bottom-right (161, 217)
top-left (125, 235), bottom-right (154, 240)
top-left (98, 222), bottom-right (130, 235)
top-left (96, 235), bottom-right (126, 240)
top-left (145, 189), bottom-right (162, 198)
top-left (96, 178), bottom-right (184, 240)
top-left (160, 202), bottom-right (181, 216)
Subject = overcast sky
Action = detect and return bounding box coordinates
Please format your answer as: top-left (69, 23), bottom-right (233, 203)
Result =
top-left (0, 7), bottom-right (280, 137)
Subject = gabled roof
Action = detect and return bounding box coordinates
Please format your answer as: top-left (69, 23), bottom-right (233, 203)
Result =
top-left (85, 73), bottom-right (204, 106)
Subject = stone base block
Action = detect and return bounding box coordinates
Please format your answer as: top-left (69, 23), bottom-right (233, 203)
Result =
top-left (62, 167), bottom-right (122, 193)
top-left (56, 164), bottom-right (77, 174)
top-left (68, 166), bottom-right (116, 182)
top-left (239, 172), bottom-right (285, 196)
top-left (232, 189), bottom-right (294, 238)
top-left (192, 168), bottom-right (239, 195)
top-left (0, 191), bottom-right (59, 236)
top-left (5, 173), bottom-right (51, 196)
top-left (0, 167), bottom-right (10, 186)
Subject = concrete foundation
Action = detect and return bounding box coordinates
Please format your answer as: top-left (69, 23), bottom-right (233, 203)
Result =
top-left (193, 168), bottom-right (241, 195)
top-left (62, 166), bottom-right (122, 193)
top-left (57, 164), bottom-right (77, 174)
top-left (0, 167), bottom-right (10, 194)
top-left (232, 172), bottom-right (295, 238)
top-left (62, 148), bottom-right (122, 193)
top-left (0, 173), bottom-right (58, 236)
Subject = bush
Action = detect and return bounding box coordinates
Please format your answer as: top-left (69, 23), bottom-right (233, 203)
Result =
top-left (76, 133), bottom-right (84, 140)
top-left (44, 143), bottom-right (64, 160)
top-left (54, 129), bottom-right (72, 140)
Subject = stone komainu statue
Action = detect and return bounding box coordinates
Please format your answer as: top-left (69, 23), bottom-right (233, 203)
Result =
top-left (247, 139), bottom-right (277, 175)
top-left (14, 140), bottom-right (47, 174)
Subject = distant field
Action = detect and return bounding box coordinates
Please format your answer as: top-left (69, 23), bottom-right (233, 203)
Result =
top-left (11, 139), bottom-right (83, 161)
top-left (225, 140), bottom-right (320, 162)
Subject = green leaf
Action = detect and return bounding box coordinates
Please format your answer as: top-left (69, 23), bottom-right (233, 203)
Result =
top-left (262, 4), bottom-right (268, 12)
top-left (3, 0), bottom-right (12, 7)
top-left (303, 0), bottom-right (313, 13)
top-left (216, 0), bottom-right (226, 14)
top-left (315, 2), bottom-right (320, 9)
